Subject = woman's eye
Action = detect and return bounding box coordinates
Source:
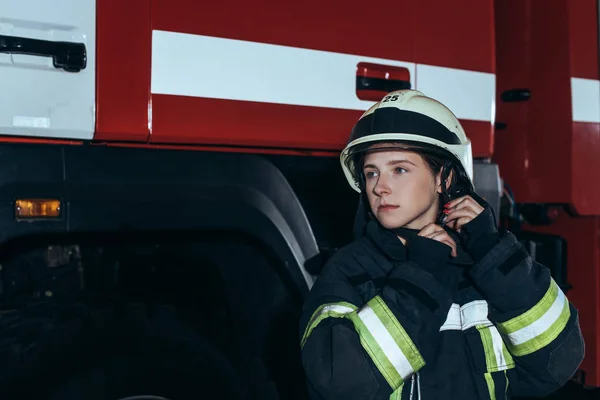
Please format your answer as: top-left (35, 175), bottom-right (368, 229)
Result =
top-left (395, 167), bottom-right (408, 174)
top-left (365, 171), bottom-right (378, 179)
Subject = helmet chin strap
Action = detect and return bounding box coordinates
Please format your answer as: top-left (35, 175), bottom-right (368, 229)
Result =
top-left (437, 161), bottom-right (474, 225)
top-left (352, 192), bottom-right (372, 240)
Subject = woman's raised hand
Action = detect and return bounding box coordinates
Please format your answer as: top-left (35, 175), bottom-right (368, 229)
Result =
top-left (443, 195), bottom-right (485, 232)
top-left (418, 223), bottom-right (457, 257)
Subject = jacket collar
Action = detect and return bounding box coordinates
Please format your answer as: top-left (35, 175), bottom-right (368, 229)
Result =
top-left (365, 220), bottom-right (408, 262)
top-left (365, 220), bottom-right (474, 266)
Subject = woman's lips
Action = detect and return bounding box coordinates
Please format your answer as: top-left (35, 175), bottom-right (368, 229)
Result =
top-left (378, 204), bottom-right (399, 212)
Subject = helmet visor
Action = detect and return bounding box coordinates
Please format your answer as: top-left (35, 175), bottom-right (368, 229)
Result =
top-left (344, 140), bottom-right (462, 177)
top-left (343, 139), bottom-right (474, 197)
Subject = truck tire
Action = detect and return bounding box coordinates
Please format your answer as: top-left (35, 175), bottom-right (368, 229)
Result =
top-left (0, 300), bottom-right (275, 400)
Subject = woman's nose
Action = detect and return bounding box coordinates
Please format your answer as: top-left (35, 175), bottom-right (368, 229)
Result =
top-left (373, 175), bottom-right (391, 196)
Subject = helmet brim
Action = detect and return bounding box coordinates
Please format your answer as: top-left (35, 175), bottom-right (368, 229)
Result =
top-left (340, 133), bottom-right (473, 193)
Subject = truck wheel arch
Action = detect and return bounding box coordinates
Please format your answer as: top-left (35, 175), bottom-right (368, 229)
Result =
top-left (0, 144), bottom-right (319, 296)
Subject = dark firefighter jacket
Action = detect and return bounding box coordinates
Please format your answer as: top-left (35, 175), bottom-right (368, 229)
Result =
top-left (299, 198), bottom-right (585, 400)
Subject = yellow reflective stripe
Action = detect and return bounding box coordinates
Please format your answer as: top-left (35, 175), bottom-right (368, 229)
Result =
top-left (484, 372), bottom-right (496, 400)
top-left (301, 296), bottom-right (425, 391)
top-left (300, 302), bottom-right (357, 348)
top-left (497, 279), bottom-right (571, 356)
top-left (477, 324), bottom-right (515, 372)
top-left (348, 311), bottom-right (403, 389)
top-left (506, 299), bottom-right (570, 356)
top-left (478, 325), bottom-right (496, 371)
top-left (368, 296), bottom-right (426, 373)
top-left (499, 280), bottom-right (559, 334)
top-left (389, 383), bottom-right (404, 400)
top-left (347, 295), bottom-right (425, 390)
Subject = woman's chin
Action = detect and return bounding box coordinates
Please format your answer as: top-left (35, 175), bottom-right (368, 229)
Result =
top-left (376, 215), bottom-right (406, 230)
top-left (376, 213), bottom-right (434, 231)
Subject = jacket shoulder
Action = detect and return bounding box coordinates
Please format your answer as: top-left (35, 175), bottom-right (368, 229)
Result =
top-left (321, 238), bottom-right (391, 279)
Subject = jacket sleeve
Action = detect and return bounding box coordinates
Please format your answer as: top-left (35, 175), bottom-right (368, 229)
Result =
top-left (299, 243), bottom-right (454, 400)
top-left (463, 210), bottom-right (585, 397)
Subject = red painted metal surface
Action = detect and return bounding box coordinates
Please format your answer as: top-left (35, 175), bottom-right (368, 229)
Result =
top-left (462, 120), bottom-right (494, 159)
top-left (91, 0), bottom-right (493, 157)
top-left (569, 0), bottom-right (599, 80)
top-left (414, 0), bottom-right (495, 74)
top-left (95, 0), bottom-right (150, 142)
top-left (151, 95), bottom-right (361, 150)
top-left (495, 0), bottom-right (600, 384)
top-left (523, 211), bottom-right (600, 387)
top-left (148, 0), bottom-right (412, 152)
top-left (495, 0), bottom-right (600, 214)
top-left (572, 122), bottom-right (600, 216)
top-left (150, 0), bottom-right (416, 62)
top-left (494, 0), bottom-right (573, 204)
top-left (147, 0), bottom-right (494, 155)
top-left (151, 95), bottom-right (493, 158)
top-left (568, 0), bottom-right (600, 216)
top-left (414, 0), bottom-right (497, 159)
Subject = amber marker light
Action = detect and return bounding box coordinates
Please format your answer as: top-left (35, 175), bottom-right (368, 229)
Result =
top-left (15, 199), bottom-right (61, 219)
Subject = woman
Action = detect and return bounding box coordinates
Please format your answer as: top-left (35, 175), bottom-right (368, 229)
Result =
top-left (299, 90), bottom-right (584, 400)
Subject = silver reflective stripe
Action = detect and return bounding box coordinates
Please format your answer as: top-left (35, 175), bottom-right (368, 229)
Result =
top-left (461, 300), bottom-right (490, 330)
top-left (320, 304), bottom-right (355, 315)
top-left (439, 301), bottom-right (515, 372)
top-left (489, 324), bottom-right (510, 368)
top-left (357, 305), bottom-right (415, 380)
top-left (347, 296), bottom-right (425, 389)
top-left (439, 304), bottom-right (461, 331)
top-left (504, 288), bottom-right (567, 346)
top-left (497, 279), bottom-right (571, 356)
top-left (301, 301), bottom-right (358, 348)
top-left (439, 301), bottom-right (490, 331)
top-left (477, 321), bottom-right (514, 372)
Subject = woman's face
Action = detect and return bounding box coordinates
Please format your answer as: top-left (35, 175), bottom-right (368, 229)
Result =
top-left (362, 148), bottom-right (443, 230)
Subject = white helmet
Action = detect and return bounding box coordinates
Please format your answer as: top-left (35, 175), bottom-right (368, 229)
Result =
top-left (340, 89), bottom-right (474, 192)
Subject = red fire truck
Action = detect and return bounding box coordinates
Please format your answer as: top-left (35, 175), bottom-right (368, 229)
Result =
top-left (0, 0), bottom-right (597, 398)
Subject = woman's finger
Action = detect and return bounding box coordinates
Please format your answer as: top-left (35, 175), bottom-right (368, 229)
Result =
top-left (444, 195), bottom-right (469, 209)
top-left (425, 230), bottom-right (454, 244)
top-left (444, 195), bottom-right (475, 211)
top-left (448, 218), bottom-right (460, 230)
top-left (426, 230), bottom-right (446, 240)
top-left (445, 195), bottom-right (484, 215)
top-left (452, 197), bottom-right (484, 215)
top-left (445, 209), bottom-right (478, 221)
top-left (418, 223), bottom-right (444, 237)
top-left (453, 216), bottom-right (473, 231)
top-left (444, 208), bottom-right (478, 224)
top-left (444, 208), bottom-right (478, 232)
top-left (441, 239), bottom-right (458, 257)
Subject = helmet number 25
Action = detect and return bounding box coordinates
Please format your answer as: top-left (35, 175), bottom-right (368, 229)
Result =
top-left (382, 94), bottom-right (399, 103)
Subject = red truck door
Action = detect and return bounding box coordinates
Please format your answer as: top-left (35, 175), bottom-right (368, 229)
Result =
top-left (146, 0), bottom-right (417, 151)
top-left (139, 0), bottom-right (495, 156)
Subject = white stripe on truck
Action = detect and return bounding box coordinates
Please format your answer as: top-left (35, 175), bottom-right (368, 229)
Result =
top-left (152, 30), bottom-right (598, 124)
top-left (151, 30), bottom-right (496, 122)
top-left (571, 78), bottom-right (600, 123)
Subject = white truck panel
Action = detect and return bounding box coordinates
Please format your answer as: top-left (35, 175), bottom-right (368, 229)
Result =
top-left (0, 0), bottom-right (95, 140)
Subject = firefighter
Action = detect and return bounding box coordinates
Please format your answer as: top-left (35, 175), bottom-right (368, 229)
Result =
top-left (299, 89), bottom-right (584, 399)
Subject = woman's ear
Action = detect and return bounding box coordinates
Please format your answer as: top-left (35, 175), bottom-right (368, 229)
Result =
top-left (436, 168), bottom-right (454, 194)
